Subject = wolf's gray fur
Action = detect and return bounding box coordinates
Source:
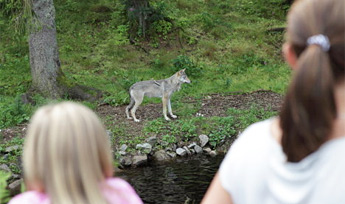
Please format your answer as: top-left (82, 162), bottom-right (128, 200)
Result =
top-left (126, 69), bottom-right (191, 122)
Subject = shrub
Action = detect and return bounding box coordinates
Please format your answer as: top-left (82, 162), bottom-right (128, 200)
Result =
top-left (0, 171), bottom-right (10, 204)
top-left (172, 55), bottom-right (202, 78)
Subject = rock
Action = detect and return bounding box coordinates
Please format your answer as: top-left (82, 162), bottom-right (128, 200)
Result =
top-left (167, 152), bottom-right (177, 158)
top-left (10, 174), bottom-right (20, 179)
top-left (136, 143), bottom-right (152, 154)
top-left (8, 179), bottom-right (23, 196)
top-left (209, 150), bottom-right (217, 157)
top-left (176, 148), bottom-right (187, 156)
top-left (188, 142), bottom-right (197, 149)
top-left (183, 146), bottom-right (191, 156)
top-left (172, 144), bottom-right (177, 152)
top-left (0, 164), bottom-right (11, 173)
top-left (194, 145), bottom-right (203, 154)
top-left (120, 156), bottom-right (132, 167)
top-left (165, 147), bottom-right (173, 152)
top-left (203, 147), bottom-right (212, 154)
top-left (160, 141), bottom-right (169, 147)
top-left (132, 155), bottom-right (147, 167)
top-left (153, 150), bottom-right (170, 161)
top-left (199, 135), bottom-right (209, 147)
top-left (106, 130), bottom-right (113, 141)
top-left (118, 151), bottom-right (127, 156)
top-left (5, 145), bottom-right (20, 153)
top-left (146, 136), bottom-right (157, 146)
top-left (177, 141), bottom-right (186, 148)
top-left (120, 144), bottom-right (128, 152)
top-left (190, 149), bottom-right (195, 154)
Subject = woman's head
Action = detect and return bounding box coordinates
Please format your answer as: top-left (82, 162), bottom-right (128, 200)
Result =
top-left (23, 102), bottom-right (113, 204)
top-left (280, 0), bottom-right (345, 162)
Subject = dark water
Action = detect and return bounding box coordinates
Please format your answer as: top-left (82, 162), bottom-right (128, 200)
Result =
top-left (118, 155), bottom-right (224, 204)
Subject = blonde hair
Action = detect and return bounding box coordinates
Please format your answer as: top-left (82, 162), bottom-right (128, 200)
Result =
top-left (23, 102), bottom-right (114, 204)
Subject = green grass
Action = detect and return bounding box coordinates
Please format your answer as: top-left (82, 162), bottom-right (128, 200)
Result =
top-left (141, 105), bottom-right (278, 148)
top-left (0, 0), bottom-right (289, 128)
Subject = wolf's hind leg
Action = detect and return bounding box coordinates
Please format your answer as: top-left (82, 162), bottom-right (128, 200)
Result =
top-left (168, 98), bottom-right (177, 119)
top-left (131, 95), bottom-right (143, 122)
top-left (126, 97), bottom-right (135, 119)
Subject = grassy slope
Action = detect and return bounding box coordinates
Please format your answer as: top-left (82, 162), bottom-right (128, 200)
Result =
top-left (0, 0), bottom-right (290, 143)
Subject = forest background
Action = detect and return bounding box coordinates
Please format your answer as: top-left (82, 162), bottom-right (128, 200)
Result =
top-left (0, 0), bottom-right (291, 201)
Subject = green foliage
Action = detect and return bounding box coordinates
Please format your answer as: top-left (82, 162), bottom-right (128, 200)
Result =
top-left (151, 20), bottom-right (172, 39)
top-left (121, 0), bottom-right (172, 39)
top-left (144, 118), bottom-right (197, 141)
top-left (227, 105), bottom-right (277, 131)
top-left (208, 117), bottom-right (236, 147)
top-left (172, 55), bottom-right (202, 78)
top-left (229, 53), bottom-right (266, 75)
top-left (0, 171), bottom-right (10, 204)
top-left (0, 96), bottom-right (32, 129)
top-left (231, 0), bottom-right (289, 19)
top-left (0, 0), bottom-right (23, 17)
top-left (161, 134), bottom-right (177, 146)
top-left (0, 0), bottom-right (290, 135)
top-left (0, 136), bottom-right (24, 174)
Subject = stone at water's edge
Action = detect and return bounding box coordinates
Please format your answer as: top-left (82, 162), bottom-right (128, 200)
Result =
top-left (203, 147), bottom-right (212, 154)
top-left (176, 148), bottom-right (187, 156)
top-left (136, 143), bottom-right (152, 154)
top-left (194, 145), bottom-right (203, 154)
top-left (120, 156), bottom-right (132, 167)
top-left (167, 152), bottom-right (177, 158)
top-left (132, 155), bottom-right (147, 167)
top-left (0, 164), bottom-right (11, 173)
top-left (153, 150), bottom-right (170, 161)
top-left (9, 179), bottom-right (23, 196)
top-left (183, 146), bottom-right (192, 156)
top-left (188, 142), bottom-right (197, 149)
top-left (209, 151), bottom-right (217, 157)
top-left (120, 144), bottom-right (128, 152)
top-left (199, 135), bottom-right (209, 147)
top-left (146, 136), bottom-right (157, 147)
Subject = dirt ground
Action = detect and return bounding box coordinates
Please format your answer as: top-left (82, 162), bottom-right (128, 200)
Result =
top-left (1, 90), bottom-right (283, 143)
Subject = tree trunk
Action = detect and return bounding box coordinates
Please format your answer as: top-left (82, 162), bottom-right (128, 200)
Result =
top-left (126, 0), bottom-right (150, 39)
top-left (29, 0), bottom-right (64, 98)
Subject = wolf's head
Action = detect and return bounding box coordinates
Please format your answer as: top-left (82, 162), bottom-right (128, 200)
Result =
top-left (176, 69), bottom-right (191, 84)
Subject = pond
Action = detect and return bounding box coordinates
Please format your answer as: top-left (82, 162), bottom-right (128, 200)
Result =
top-left (118, 154), bottom-right (225, 204)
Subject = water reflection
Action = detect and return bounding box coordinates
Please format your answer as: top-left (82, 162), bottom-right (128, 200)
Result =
top-left (118, 155), bottom-right (224, 204)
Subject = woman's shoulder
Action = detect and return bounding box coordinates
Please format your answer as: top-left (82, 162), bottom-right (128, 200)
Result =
top-left (8, 191), bottom-right (49, 204)
top-left (232, 118), bottom-right (274, 149)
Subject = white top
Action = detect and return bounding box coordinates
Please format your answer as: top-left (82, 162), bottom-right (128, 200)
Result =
top-left (219, 119), bottom-right (345, 204)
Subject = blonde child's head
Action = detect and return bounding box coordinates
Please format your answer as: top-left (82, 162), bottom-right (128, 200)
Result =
top-left (23, 101), bottom-right (113, 204)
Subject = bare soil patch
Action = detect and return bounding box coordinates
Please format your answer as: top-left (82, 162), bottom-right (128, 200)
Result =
top-left (1, 90), bottom-right (283, 143)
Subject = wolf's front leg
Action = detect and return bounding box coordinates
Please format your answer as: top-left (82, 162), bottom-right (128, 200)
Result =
top-left (162, 96), bottom-right (170, 121)
top-left (168, 98), bottom-right (177, 119)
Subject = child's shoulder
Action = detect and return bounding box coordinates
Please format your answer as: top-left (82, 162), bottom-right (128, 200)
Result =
top-left (105, 177), bottom-right (134, 190)
top-left (8, 191), bottom-right (49, 204)
top-left (103, 177), bottom-right (143, 204)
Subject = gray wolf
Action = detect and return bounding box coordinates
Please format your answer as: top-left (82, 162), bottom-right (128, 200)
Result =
top-left (126, 69), bottom-right (191, 122)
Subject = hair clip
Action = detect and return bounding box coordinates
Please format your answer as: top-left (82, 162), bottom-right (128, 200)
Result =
top-left (307, 34), bottom-right (330, 52)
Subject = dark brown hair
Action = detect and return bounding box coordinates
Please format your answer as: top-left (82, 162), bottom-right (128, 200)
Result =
top-left (279, 0), bottom-right (345, 162)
